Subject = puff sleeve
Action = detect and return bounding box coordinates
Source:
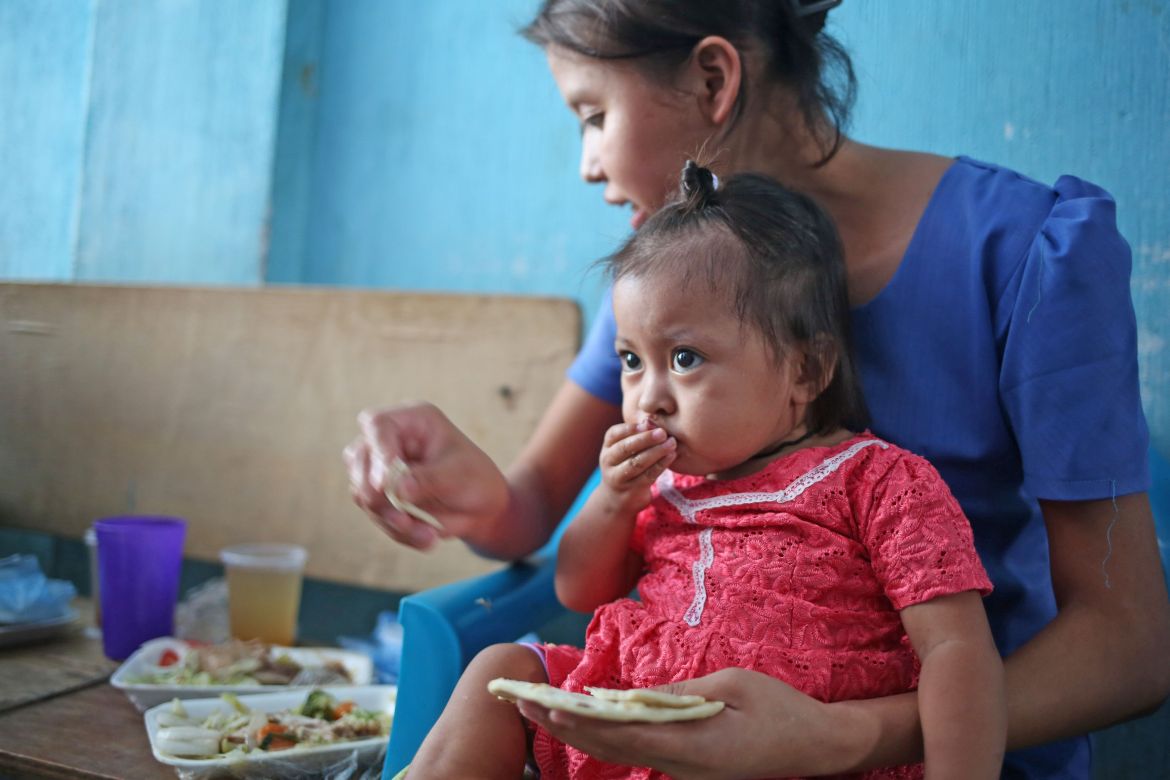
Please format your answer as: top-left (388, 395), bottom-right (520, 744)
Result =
top-left (861, 452), bottom-right (993, 611)
top-left (998, 177), bottom-right (1149, 500)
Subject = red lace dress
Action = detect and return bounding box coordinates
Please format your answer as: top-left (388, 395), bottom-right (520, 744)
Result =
top-left (534, 433), bottom-right (992, 780)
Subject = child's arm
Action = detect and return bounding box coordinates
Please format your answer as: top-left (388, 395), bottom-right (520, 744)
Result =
top-left (900, 591), bottom-right (1006, 779)
top-left (555, 421), bottom-right (676, 612)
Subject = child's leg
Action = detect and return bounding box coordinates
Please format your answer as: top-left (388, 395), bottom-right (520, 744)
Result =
top-left (407, 642), bottom-right (547, 780)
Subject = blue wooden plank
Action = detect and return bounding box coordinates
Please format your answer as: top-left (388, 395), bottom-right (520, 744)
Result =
top-left (265, 0), bottom-right (324, 284)
top-left (73, 0), bottom-right (288, 284)
top-left (0, 0), bottom-right (94, 280)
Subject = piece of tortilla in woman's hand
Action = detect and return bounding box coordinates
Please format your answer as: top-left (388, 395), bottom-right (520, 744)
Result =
top-left (384, 457), bottom-right (444, 531)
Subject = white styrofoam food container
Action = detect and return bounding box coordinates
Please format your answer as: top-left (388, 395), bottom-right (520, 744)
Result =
top-left (112, 637), bottom-right (374, 710)
top-left (144, 685), bottom-right (396, 775)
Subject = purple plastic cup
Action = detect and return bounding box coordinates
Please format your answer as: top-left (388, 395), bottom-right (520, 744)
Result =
top-left (95, 516), bottom-right (187, 661)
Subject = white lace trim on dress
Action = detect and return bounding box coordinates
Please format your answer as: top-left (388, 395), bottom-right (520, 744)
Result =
top-left (682, 528), bottom-right (715, 627)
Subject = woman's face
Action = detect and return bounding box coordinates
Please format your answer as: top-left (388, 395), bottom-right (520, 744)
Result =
top-left (546, 46), bottom-right (715, 230)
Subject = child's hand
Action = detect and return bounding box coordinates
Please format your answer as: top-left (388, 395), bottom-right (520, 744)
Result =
top-left (597, 419), bottom-right (677, 516)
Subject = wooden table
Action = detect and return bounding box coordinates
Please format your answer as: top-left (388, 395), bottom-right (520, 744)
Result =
top-left (0, 604), bottom-right (172, 779)
top-left (0, 684), bottom-right (172, 779)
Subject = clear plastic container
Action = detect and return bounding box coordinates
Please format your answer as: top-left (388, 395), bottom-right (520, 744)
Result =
top-left (219, 543), bottom-right (307, 645)
top-left (84, 526), bottom-right (101, 637)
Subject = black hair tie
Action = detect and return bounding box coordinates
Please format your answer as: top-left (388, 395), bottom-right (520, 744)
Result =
top-left (680, 160), bottom-right (717, 210)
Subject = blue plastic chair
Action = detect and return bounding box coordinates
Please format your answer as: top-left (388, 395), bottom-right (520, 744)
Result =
top-left (382, 472), bottom-right (598, 777)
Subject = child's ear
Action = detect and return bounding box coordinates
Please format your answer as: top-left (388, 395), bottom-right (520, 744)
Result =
top-left (686, 36), bottom-right (741, 128)
top-left (793, 339), bottom-right (837, 404)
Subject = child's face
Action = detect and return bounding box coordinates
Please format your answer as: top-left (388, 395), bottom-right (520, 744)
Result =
top-left (612, 272), bottom-right (813, 479)
top-left (546, 46), bottom-right (714, 231)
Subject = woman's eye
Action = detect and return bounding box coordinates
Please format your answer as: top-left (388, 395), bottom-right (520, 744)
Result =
top-left (581, 112), bottom-right (604, 132)
top-left (619, 351), bottom-right (642, 372)
top-left (672, 349), bottom-right (703, 372)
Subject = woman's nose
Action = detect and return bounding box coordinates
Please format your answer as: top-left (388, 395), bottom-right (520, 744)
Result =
top-left (580, 134), bottom-right (604, 183)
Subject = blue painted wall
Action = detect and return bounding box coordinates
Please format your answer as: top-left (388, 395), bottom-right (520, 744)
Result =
top-left (0, 0), bottom-right (93, 279)
top-left (4, 0), bottom-right (1163, 448)
top-left (1, 0), bottom-right (286, 285)
top-left (266, 0), bottom-right (618, 313)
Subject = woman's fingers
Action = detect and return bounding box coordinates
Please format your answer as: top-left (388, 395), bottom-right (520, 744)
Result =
top-left (343, 437), bottom-right (390, 513)
top-left (345, 401), bottom-right (510, 551)
top-left (345, 407), bottom-right (449, 550)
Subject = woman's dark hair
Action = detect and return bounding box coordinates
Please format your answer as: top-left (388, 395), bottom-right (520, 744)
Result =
top-left (522, 0), bottom-right (856, 165)
top-left (605, 161), bottom-right (868, 434)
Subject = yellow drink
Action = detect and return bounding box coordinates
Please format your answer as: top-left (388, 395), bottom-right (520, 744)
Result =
top-left (219, 544), bottom-right (307, 645)
top-left (225, 565), bottom-right (303, 644)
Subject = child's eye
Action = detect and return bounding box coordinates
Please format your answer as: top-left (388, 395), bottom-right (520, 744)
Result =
top-left (619, 351), bottom-right (642, 372)
top-left (672, 349), bottom-right (703, 372)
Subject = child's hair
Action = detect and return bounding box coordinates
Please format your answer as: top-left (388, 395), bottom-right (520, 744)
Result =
top-left (521, 0), bottom-right (856, 164)
top-left (605, 161), bottom-right (868, 435)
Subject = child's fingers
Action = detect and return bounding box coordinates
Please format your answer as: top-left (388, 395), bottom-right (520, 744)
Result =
top-left (618, 437), bottom-right (677, 482)
top-left (601, 427), bottom-right (670, 468)
top-left (602, 422), bottom-right (641, 447)
top-left (634, 445), bottom-right (677, 485)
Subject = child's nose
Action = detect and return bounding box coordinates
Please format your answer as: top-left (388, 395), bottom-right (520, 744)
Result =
top-left (637, 374), bottom-right (674, 417)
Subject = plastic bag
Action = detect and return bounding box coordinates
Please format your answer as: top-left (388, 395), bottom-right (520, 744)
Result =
top-left (0, 553), bottom-right (77, 623)
top-left (172, 742), bottom-right (387, 779)
top-left (174, 577), bottom-right (232, 644)
top-left (338, 610), bottom-right (402, 685)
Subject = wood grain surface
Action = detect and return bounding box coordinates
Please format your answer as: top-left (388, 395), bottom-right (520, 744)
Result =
top-left (0, 283), bottom-right (580, 592)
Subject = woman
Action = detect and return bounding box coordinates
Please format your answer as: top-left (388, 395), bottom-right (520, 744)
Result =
top-left (345, 1), bottom-right (1170, 776)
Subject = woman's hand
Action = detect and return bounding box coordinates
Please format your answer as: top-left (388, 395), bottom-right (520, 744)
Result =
top-left (517, 668), bottom-right (879, 779)
top-left (595, 420), bottom-right (677, 517)
top-left (343, 402), bottom-right (509, 551)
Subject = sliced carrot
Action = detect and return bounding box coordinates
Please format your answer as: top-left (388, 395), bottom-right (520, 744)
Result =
top-left (257, 723), bottom-right (286, 740)
top-left (258, 723), bottom-right (298, 751)
top-left (333, 701), bottom-right (355, 718)
top-left (265, 736), bottom-right (298, 751)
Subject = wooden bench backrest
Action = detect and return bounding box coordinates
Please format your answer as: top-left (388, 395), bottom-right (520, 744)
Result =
top-left (0, 283), bottom-right (580, 591)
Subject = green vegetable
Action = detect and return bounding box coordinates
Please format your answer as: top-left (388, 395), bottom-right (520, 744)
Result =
top-left (349, 708), bottom-right (379, 721)
top-left (299, 689), bottom-right (339, 720)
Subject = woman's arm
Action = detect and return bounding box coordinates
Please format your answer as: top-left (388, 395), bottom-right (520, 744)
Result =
top-left (900, 591), bottom-right (1006, 778)
top-left (1003, 493), bottom-right (1170, 747)
top-left (345, 380), bottom-right (620, 559)
top-left (490, 381), bottom-right (623, 558)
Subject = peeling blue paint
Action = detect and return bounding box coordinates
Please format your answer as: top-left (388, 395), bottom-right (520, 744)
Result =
top-left (0, 0), bottom-right (1166, 447)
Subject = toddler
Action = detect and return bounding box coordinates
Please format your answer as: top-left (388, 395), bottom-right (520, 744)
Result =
top-left (407, 162), bottom-right (1006, 779)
